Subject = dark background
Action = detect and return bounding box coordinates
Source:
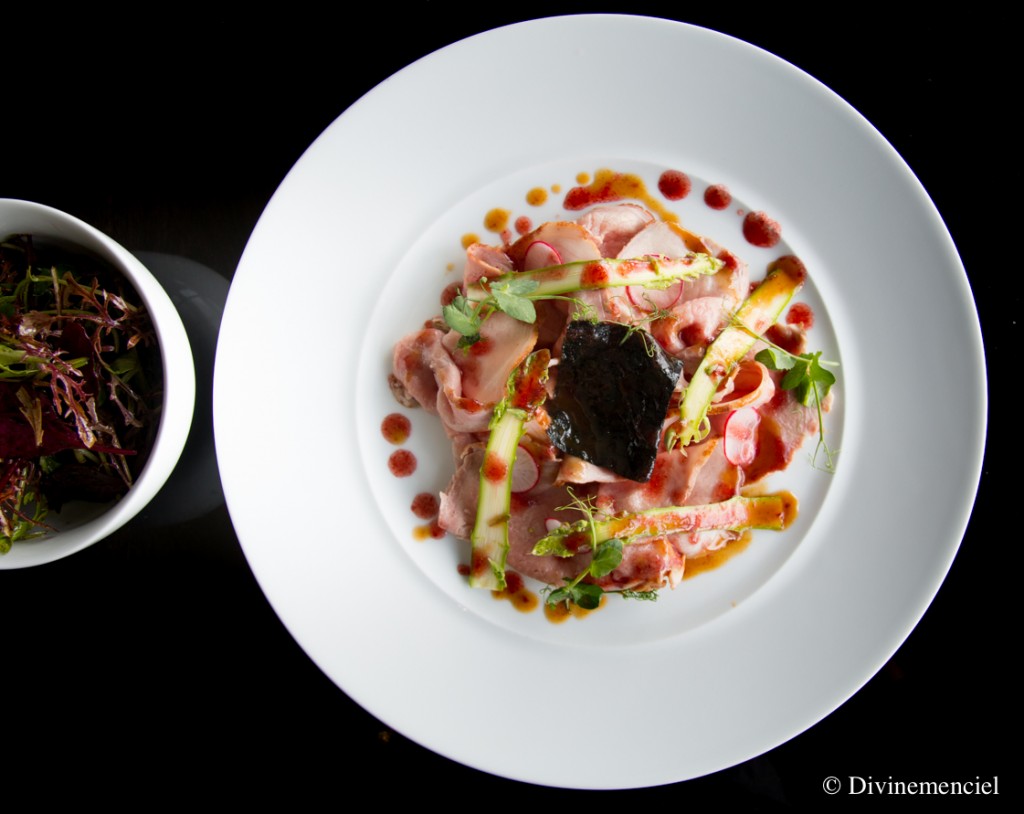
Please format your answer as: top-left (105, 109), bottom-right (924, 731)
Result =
top-left (2, 5), bottom-right (1009, 805)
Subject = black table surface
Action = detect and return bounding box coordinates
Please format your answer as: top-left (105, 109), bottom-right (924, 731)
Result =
top-left (3, 7), bottom-right (1009, 804)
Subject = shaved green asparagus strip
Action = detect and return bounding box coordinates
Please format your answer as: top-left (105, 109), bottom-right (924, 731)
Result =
top-left (675, 265), bottom-right (804, 447)
top-left (469, 350), bottom-right (550, 590)
top-left (469, 253), bottom-right (724, 300)
top-left (532, 493), bottom-right (794, 557)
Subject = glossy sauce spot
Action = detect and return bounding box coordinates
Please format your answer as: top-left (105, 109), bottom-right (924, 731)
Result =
top-left (658, 169), bottom-right (691, 200)
top-left (411, 492), bottom-right (439, 519)
top-left (484, 208), bottom-right (510, 233)
top-left (743, 211), bottom-right (782, 248)
top-left (704, 184), bottom-right (732, 209)
top-left (388, 449), bottom-right (416, 477)
top-left (786, 302), bottom-right (815, 330)
top-left (526, 187), bottom-right (547, 206)
top-left (381, 413), bottom-right (411, 445)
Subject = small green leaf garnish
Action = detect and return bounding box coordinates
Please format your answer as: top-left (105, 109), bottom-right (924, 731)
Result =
top-left (539, 488), bottom-right (625, 611)
top-left (441, 294), bottom-right (480, 336)
top-left (489, 277), bottom-right (539, 323)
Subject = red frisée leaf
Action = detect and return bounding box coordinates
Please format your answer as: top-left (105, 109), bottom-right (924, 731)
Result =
top-left (0, 235), bottom-right (159, 551)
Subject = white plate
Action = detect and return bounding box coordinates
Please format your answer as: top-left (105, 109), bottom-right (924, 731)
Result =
top-left (213, 15), bottom-right (984, 788)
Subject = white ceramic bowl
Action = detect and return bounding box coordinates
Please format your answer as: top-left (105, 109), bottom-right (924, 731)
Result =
top-left (0, 199), bottom-right (195, 568)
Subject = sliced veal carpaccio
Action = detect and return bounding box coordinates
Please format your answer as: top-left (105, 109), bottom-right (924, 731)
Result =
top-left (649, 295), bottom-right (730, 358)
top-left (507, 221), bottom-right (602, 270)
top-left (439, 445), bottom-right (593, 586)
top-left (577, 203), bottom-right (655, 257)
top-left (744, 382), bottom-right (826, 485)
top-left (392, 327), bottom-right (445, 414)
top-left (594, 538), bottom-right (686, 592)
top-left (441, 311), bottom-right (538, 406)
top-left (391, 327), bottom-right (489, 433)
top-left (595, 437), bottom-right (737, 515)
top-left (463, 242), bottom-right (514, 289)
top-left (707, 360), bottom-right (776, 415)
top-left (392, 320), bottom-right (535, 436)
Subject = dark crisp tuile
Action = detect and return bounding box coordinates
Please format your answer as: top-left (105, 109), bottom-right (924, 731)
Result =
top-left (546, 321), bottom-right (683, 482)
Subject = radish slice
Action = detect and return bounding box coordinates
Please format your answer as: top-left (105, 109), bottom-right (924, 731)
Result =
top-left (723, 407), bottom-right (761, 466)
top-left (523, 240), bottom-right (562, 270)
top-left (510, 444), bottom-right (540, 493)
top-left (626, 280), bottom-right (684, 312)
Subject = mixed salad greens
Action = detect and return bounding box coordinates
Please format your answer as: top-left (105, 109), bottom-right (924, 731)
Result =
top-left (0, 234), bottom-right (161, 553)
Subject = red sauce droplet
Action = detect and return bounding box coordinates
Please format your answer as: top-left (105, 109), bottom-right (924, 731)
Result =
top-left (482, 451), bottom-right (507, 483)
top-left (457, 563), bottom-right (471, 576)
top-left (658, 169), bottom-right (691, 200)
top-left (786, 302), bottom-right (815, 330)
top-left (388, 449), bottom-right (416, 477)
top-left (468, 337), bottom-right (493, 356)
top-left (514, 215), bottom-right (532, 235)
top-left (510, 366), bottom-right (547, 411)
top-left (430, 519), bottom-right (445, 539)
top-left (484, 208), bottom-right (510, 232)
top-left (581, 262), bottom-right (609, 287)
top-left (411, 492), bottom-right (439, 519)
top-left (743, 211), bottom-right (782, 248)
top-left (381, 413), bottom-right (411, 445)
top-left (704, 184), bottom-right (732, 209)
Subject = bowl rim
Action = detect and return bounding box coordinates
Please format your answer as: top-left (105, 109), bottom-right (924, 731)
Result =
top-left (0, 198), bottom-right (196, 569)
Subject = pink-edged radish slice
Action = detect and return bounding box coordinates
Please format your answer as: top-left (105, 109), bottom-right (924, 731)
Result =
top-left (626, 279), bottom-right (684, 312)
top-left (723, 406), bottom-right (761, 467)
top-left (510, 444), bottom-right (540, 493)
top-left (522, 240), bottom-right (562, 270)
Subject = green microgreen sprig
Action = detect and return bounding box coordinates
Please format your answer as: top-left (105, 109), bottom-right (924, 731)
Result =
top-left (540, 489), bottom-right (625, 610)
